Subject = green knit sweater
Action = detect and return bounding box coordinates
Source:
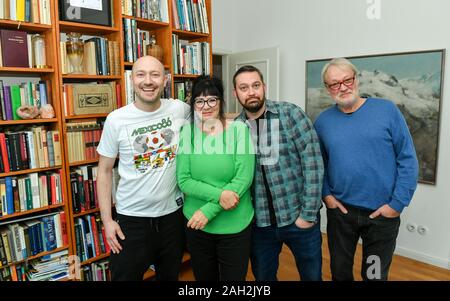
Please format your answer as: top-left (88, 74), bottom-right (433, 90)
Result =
top-left (176, 121), bottom-right (255, 234)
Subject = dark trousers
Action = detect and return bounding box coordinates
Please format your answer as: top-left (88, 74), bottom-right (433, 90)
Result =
top-left (326, 204), bottom-right (400, 281)
top-left (110, 208), bottom-right (185, 281)
top-left (250, 215), bottom-right (323, 281)
top-left (185, 223), bottom-right (252, 281)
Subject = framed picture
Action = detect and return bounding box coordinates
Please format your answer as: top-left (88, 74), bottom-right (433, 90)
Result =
top-left (305, 49), bottom-right (445, 185)
top-left (59, 0), bottom-right (112, 27)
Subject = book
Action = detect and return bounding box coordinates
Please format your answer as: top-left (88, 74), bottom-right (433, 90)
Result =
top-left (0, 29), bottom-right (29, 67)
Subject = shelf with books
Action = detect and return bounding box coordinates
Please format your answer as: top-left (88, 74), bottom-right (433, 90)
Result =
top-left (58, 21), bottom-right (120, 35)
top-left (0, 67), bottom-right (54, 73)
top-left (0, 118), bottom-right (58, 126)
top-left (0, 203), bottom-right (65, 222)
top-left (0, 20), bottom-right (52, 32)
top-left (80, 252), bottom-right (110, 267)
top-left (0, 246), bottom-right (69, 271)
top-left (172, 29), bottom-right (210, 39)
top-left (0, 166), bottom-right (62, 178)
top-left (69, 158), bottom-right (100, 168)
top-left (122, 15), bottom-right (170, 29)
top-left (73, 208), bottom-right (100, 219)
top-left (174, 74), bottom-right (202, 79)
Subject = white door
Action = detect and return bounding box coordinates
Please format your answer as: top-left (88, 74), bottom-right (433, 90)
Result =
top-left (223, 47), bottom-right (279, 115)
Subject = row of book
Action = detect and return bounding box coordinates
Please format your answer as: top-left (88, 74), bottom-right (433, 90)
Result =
top-left (66, 121), bottom-right (103, 164)
top-left (172, 34), bottom-right (210, 75)
top-left (62, 82), bottom-right (120, 117)
top-left (0, 172), bottom-right (63, 217)
top-left (0, 0), bottom-right (51, 24)
top-left (0, 250), bottom-right (68, 281)
top-left (60, 37), bottom-right (120, 76)
top-left (70, 165), bottom-right (99, 214)
top-left (123, 18), bottom-right (155, 63)
top-left (80, 259), bottom-right (110, 281)
top-left (122, 0), bottom-right (169, 23)
top-left (74, 213), bottom-right (110, 262)
top-left (0, 212), bottom-right (68, 266)
top-left (0, 29), bottom-right (48, 68)
top-left (0, 128), bottom-right (62, 173)
top-left (171, 0), bottom-right (210, 34)
top-left (0, 80), bottom-right (50, 121)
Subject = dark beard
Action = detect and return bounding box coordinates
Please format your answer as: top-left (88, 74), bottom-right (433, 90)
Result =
top-left (241, 98), bottom-right (265, 113)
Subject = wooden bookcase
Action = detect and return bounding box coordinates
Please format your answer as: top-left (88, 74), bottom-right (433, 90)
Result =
top-left (0, 0), bottom-right (70, 281)
top-left (53, 0), bottom-right (211, 281)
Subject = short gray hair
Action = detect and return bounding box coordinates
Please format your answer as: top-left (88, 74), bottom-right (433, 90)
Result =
top-left (321, 58), bottom-right (358, 85)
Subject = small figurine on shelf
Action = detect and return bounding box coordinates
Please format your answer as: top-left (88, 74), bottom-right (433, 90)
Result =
top-left (146, 33), bottom-right (163, 63)
top-left (66, 32), bottom-right (85, 74)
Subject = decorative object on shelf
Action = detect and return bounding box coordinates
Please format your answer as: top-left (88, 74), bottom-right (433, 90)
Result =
top-left (305, 49), bottom-right (445, 185)
top-left (16, 105), bottom-right (40, 119)
top-left (59, 0), bottom-right (112, 27)
top-left (66, 32), bottom-right (84, 74)
top-left (150, 0), bottom-right (161, 21)
top-left (40, 104), bottom-right (56, 119)
top-left (146, 33), bottom-right (163, 63)
top-left (32, 34), bottom-right (47, 68)
top-left (72, 84), bottom-right (115, 115)
top-left (16, 104), bottom-right (55, 119)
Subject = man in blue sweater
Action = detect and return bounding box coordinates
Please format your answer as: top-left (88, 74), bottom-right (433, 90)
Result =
top-left (314, 58), bottom-right (419, 281)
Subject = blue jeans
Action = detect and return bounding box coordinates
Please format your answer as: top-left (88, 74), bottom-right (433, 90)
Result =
top-left (250, 216), bottom-right (322, 281)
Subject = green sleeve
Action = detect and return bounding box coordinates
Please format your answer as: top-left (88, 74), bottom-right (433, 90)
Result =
top-left (221, 122), bottom-right (255, 196)
top-left (176, 126), bottom-right (224, 220)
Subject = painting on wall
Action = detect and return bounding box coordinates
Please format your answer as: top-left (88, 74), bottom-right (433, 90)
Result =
top-left (305, 49), bottom-right (445, 184)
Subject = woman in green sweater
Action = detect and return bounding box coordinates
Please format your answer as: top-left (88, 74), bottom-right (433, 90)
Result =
top-left (176, 76), bottom-right (255, 281)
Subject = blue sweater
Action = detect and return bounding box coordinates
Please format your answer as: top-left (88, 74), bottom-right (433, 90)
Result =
top-left (314, 98), bottom-right (418, 213)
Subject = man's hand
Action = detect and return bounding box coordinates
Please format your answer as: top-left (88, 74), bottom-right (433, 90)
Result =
top-left (295, 217), bottom-right (315, 229)
top-left (323, 195), bottom-right (348, 214)
top-left (369, 204), bottom-right (400, 219)
top-left (187, 210), bottom-right (209, 230)
top-left (219, 190), bottom-right (240, 210)
top-left (104, 220), bottom-right (125, 254)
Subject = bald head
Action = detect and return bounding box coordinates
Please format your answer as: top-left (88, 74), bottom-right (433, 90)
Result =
top-left (132, 55), bottom-right (165, 75)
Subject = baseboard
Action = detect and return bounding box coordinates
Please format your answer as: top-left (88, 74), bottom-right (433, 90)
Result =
top-left (394, 246), bottom-right (450, 270)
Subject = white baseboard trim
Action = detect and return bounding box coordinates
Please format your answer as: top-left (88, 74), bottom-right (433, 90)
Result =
top-left (394, 246), bottom-right (450, 270)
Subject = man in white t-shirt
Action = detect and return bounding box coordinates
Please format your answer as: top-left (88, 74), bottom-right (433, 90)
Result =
top-left (97, 56), bottom-right (190, 281)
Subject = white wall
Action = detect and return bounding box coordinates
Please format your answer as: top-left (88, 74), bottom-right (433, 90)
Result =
top-left (213, 0), bottom-right (450, 269)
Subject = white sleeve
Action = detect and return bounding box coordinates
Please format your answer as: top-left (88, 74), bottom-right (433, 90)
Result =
top-left (96, 115), bottom-right (119, 158)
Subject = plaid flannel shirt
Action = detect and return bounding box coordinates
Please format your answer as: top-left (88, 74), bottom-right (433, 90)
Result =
top-left (236, 100), bottom-right (324, 227)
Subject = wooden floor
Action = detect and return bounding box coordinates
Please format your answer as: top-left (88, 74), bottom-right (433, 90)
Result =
top-left (179, 234), bottom-right (450, 281)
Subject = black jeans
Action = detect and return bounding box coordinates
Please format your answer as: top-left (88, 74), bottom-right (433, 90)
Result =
top-left (110, 208), bottom-right (185, 281)
top-left (185, 222), bottom-right (252, 281)
top-left (326, 204), bottom-right (400, 281)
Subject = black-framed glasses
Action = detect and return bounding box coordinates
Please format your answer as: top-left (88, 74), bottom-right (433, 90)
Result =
top-left (325, 76), bottom-right (356, 91)
top-left (193, 97), bottom-right (219, 109)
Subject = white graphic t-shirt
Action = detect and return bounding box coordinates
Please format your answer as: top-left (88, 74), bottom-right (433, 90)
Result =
top-left (97, 99), bottom-right (190, 217)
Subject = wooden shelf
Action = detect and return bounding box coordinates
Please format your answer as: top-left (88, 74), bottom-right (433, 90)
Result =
top-left (172, 29), bottom-right (210, 39)
top-left (122, 15), bottom-right (169, 29)
top-left (62, 74), bottom-right (121, 80)
top-left (65, 114), bottom-right (109, 120)
top-left (59, 21), bottom-right (119, 35)
top-left (0, 166), bottom-right (62, 178)
top-left (80, 253), bottom-right (110, 266)
top-left (0, 118), bottom-right (58, 126)
top-left (69, 158), bottom-right (100, 167)
top-left (0, 67), bottom-right (54, 73)
top-left (174, 74), bottom-right (201, 79)
top-left (0, 204), bottom-right (65, 223)
top-left (0, 20), bottom-right (52, 32)
top-left (73, 208), bottom-right (100, 218)
top-left (0, 246), bottom-right (69, 270)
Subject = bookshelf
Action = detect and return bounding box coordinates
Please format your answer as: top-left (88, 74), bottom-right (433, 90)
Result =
top-left (0, 0), bottom-right (71, 282)
top-left (0, 0), bottom-right (212, 281)
top-left (56, 0), bottom-right (212, 281)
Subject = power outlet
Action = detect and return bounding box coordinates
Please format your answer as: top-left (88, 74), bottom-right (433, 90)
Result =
top-left (406, 223), bottom-right (417, 233)
top-left (417, 225), bottom-right (429, 235)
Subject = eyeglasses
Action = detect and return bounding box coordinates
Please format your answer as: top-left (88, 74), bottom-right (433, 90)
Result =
top-left (193, 97), bottom-right (219, 109)
top-left (325, 76), bottom-right (356, 91)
